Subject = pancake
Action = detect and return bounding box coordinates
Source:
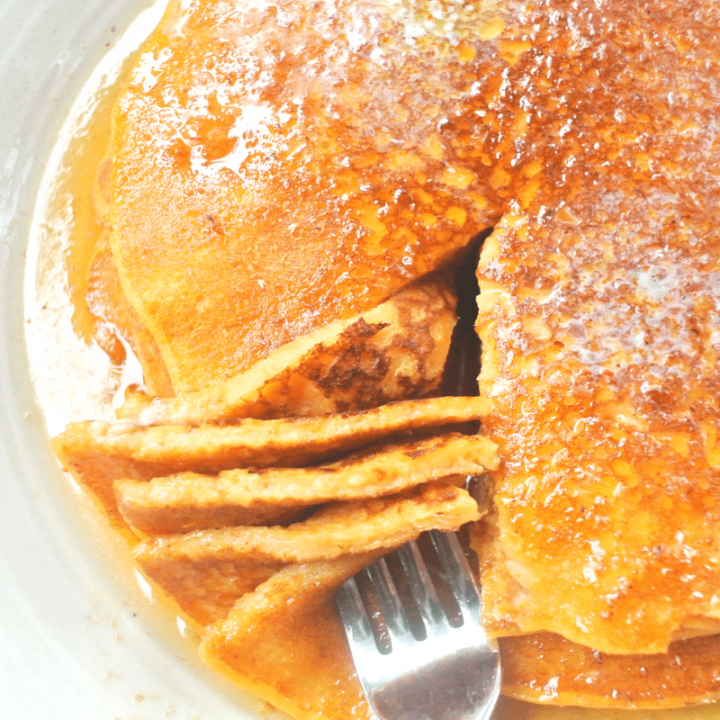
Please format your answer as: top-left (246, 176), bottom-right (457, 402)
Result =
top-left (109, 0), bottom-right (511, 393)
top-left (51, 396), bottom-right (492, 526)
top-left (200, 555), bottom-right (382, 720)
top-left (115, 433), bottom-right (498, 536)
top-left (135, 483), bottom-right (480, 627)
top-left (117, 273), bottom-right (458, 424)
top-left (472, 0), bottom-right (720, 657)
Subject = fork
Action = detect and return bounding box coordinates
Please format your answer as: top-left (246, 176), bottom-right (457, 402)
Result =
top-left (335, 529), bottom-right (501, 720)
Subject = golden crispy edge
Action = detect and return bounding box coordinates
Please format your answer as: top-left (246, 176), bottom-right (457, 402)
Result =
top-left (500, 631), bottom-right (720, 709)
top-left (134, 483), bottom-right (480, 625)
top-left (51, 396), bottom-right (493, 527)
top-left (87, 139), bottom-right (175, 398)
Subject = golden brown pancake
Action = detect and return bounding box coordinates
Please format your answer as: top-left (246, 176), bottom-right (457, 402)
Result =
top-left (115, 433), bottom-right (498, 536)
top-left (51, 396), bottom-right (492, 526)
top-left (200, 555), bottom-right (381, 720)
top-left (135, 483), bottom-right (479, 626)
top-left (472, 0), bottom-right (720, 658)
top-left (109, 0), bottom-right (515, 393)
top-left (117, 274), bottom-right (458, 424)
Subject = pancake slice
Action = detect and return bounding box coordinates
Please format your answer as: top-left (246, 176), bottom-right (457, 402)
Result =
top-left (200, 554), bottom-right (380, 720)
top-left (135, 483), bottom-right (480, 626)
top-left (115, 433), bottom-right (498, 536)
top-left (476, 203), bottom-right (720, 656)
top-left (118, 480), bottom-right (304, 535)
top-left (468, 0), bottom-right (720, 660)
top-left (118, 274), bottom-right (458, 424)
top-left (52, 396), bottom-right (492, 527)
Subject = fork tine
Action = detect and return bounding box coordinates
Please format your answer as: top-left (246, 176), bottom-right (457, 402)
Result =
top-left (429, 530), bottom-right (481, 625)
top-left (395, 540), bottom-right (448, 635)
top-left (365, 557), bottom-right (415, 646)
top-left (336, 531), bottom-right (501, 720)
top-left (334, 574), bottom-right (379, 654)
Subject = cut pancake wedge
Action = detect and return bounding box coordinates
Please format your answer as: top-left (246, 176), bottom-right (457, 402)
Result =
top-left (115, 433), bottom-right (498, 535)
top-left (135, 483), bottom-right (480, 626)
top-left (118, 274), bottom-right (458, 423)
top-left (52, 396), bottom-right (492, 526)
top-left (200, 555), bottom-right (380, 720)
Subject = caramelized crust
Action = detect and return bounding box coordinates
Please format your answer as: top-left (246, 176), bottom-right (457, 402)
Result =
top-left (118, 274), bottom-right (458, 423)
top-left (474, 0), bottom-right (720, 655)
top-left (110, 0), bottom-right (514, 392)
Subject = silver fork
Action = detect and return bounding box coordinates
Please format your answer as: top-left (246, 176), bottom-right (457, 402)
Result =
top-left (335, 530), bottom-right (501, 720)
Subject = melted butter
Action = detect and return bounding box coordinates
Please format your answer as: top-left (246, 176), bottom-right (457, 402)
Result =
top-left (378, 0), bottom-right (506, 49)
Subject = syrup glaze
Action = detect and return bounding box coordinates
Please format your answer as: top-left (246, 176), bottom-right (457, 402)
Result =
top-left (110, 0), bottom-right (520, 393)
top-left (474, 0), bottom-right (720, 664)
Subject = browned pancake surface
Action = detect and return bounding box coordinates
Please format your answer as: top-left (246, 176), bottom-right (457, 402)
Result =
top-left (474, 0), bottom-right (720, 656)
top-left (200, 555), bottom-right (380, 720)
top-left (111, 0), bottom-right (516, 392)
top-left (117, 274), bottom-right (458, 424)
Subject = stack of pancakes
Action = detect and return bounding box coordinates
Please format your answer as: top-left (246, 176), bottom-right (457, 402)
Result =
top-left (52, 0), bottom-right (720, 717)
